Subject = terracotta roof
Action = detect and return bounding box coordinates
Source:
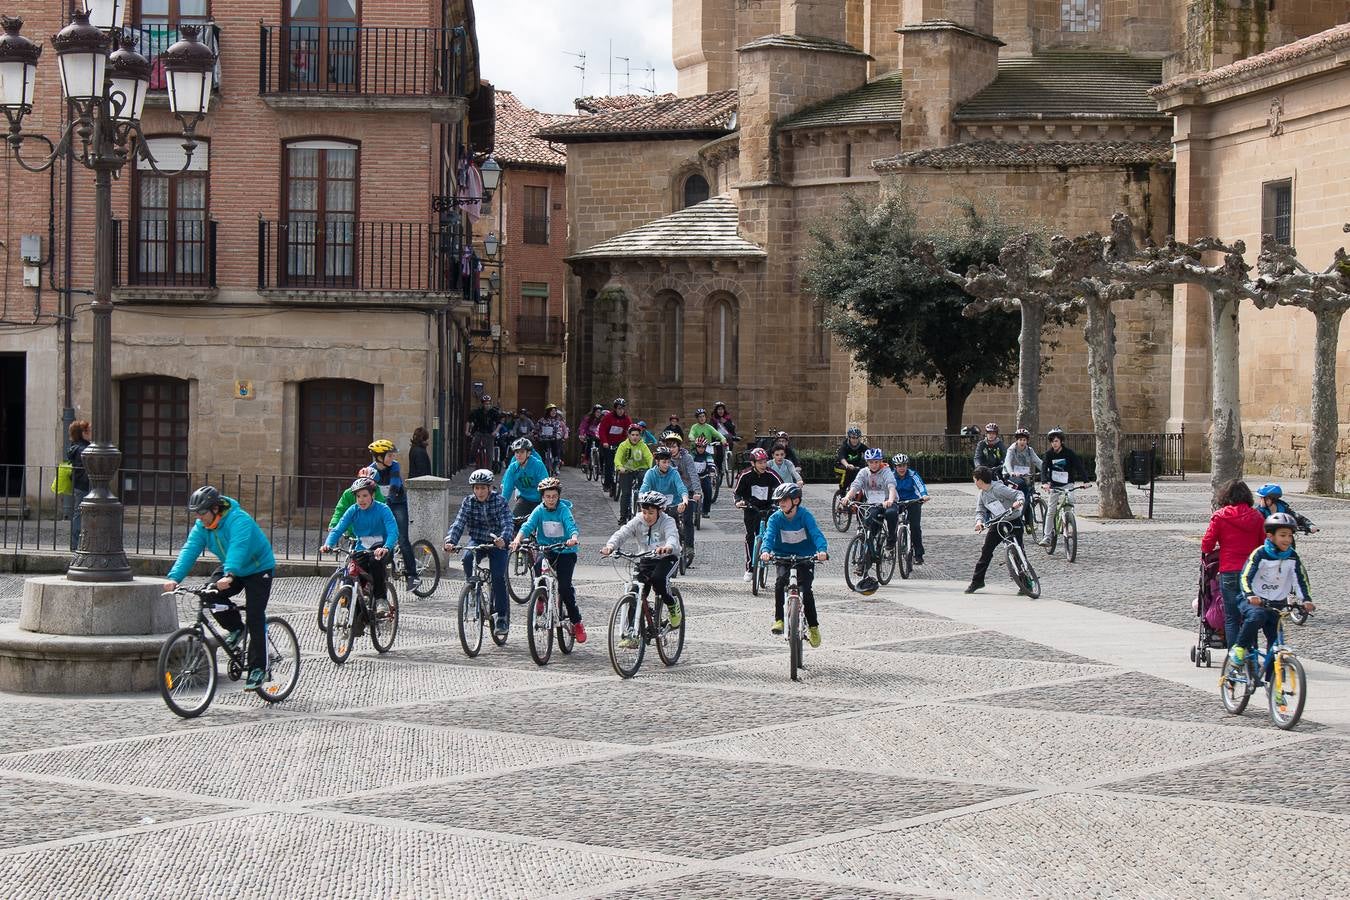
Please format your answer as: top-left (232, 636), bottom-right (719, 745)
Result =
top-left (1153, 22), bottom-right (1350, 95)
top-left (574, 93), bottom-right (676, 114)
top-left (955, 52), bottom-right (1167, 121)
top-left (780, 71), bottom-right (903, 130)
top-left (493, 91), bottom-right (569, 169)
top-left (536, 91), bottom-right (738, 142)
top-left (873, 140), bottom-right (1174, 171)
top-left (567, 195), bottom-right (765, 261)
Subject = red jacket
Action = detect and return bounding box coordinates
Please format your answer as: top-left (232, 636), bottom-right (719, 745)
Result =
top-left (1201, 504), bottom-right (1266, 572)
top-left (596, 412), bottom-right (633, 448)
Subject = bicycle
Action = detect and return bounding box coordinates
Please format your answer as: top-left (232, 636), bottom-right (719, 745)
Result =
top-left (605, 549), bottom-right (686, 678)
top-left (322, 546), bottom-right (401, 664)
top-left (390, 537), bottom-right (442, 598)
top-left (843, 502), bottom-right (896, 591)
top-left (831, 466), bottom-right (857, 533)
top-left (521, 541), bottom-right (578, 666)
top-left (157, 583), bottom-right (300, 719)
top-left (1040, 484), bottom-right (1082, 562)
top-left (985, 509), bottom-right (1040, 598)
top-left (316, 534), bottom-right (355, 634)
top-left (1219, 598), bottom-right (1310, 729)
top-left (1002, 472), bottom-right (1038, 539)
top-left (742, 506), bottom-right (772, 595)
top-left (507, 516), bottom-right (536, 603)
top-left (895, 499), bottom-right (923, 579)
top-left (770, 554), bottom-right (820, 682)
top-left (453, 541), bottom-right (510, 657)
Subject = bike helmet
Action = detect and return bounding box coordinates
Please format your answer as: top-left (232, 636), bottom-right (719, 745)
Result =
top-left (638, 490), bottom-right (668, 510)
top-left (984, 422), bottom-right (999, 434)
top-left (773, 483), bottom-right (802, 502)
top-left (349, 476), bottom-right (377, 494)
top-left (188, 485), bottom-right (221, 512)
top-left (776, 430), bottom-right (788, 438)
top-left (1013, 427), bottom-right (1030, 439)
top-left (518, 408), bottom-right (530, 415)
top-left (748, 447), bottom-right (769, 462)
top-left (662, 431), bottom-right (683, 444)
top-left (480, 395), bottom-right (492, 404)
top-left (510, 437), bottom-right (533, 452)
top-left (369, 439), bottom-right (396, 455)
top-left (863, 447), bottom-right (884, 462)
top-left (694, 436), bottom-right (708, 449)
top-left (1264, 512), bottom-right (1298, 532)
top-left (1257, 483), bottom-right (1283, 499)
top-left (627, 424), bottom-right (642, 434)
top-left (892, 453), bottom-right (909, 466)
top-left (1046, 427), bottom-right (1065, 441)
top-left (855, 575), bottom-right (880, 596)
top-left (468, 468), bottom-right (494, 485)
top-left (592, 403), bottom-right (603, 412)
top-left (613, 397), bottom-right (627, 407)
top-left (636, 420), bottom-right (648, 428)
top-left (537, 476), bottom-right (561, 494)
top-left (694, 407), bottom-right (707, 416)
top-left (653, 447), bottom-right (673, 461)
top-left (713, 401), bottom-right (727, 411)
top-left (847, 425), bottom-right (862, 438)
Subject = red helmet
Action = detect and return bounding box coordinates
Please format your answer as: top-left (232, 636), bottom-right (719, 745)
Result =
top-left (749, 448), bottom-right (768, 461)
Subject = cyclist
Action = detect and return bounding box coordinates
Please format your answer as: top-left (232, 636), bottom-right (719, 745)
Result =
top-left (847, 447), bottom-right (900, 551)
top-left (641, 446), bottom-right (689, 516)
top-left (688, 408), bottom-right (724, 452)
top-left (664, 414), bottom-right (685, 438)
top-left (366, 439), bottom-right (418, 593)
top-left (444, 468), bottom-right (514, 642)
top-left (768, 443), bottom-right (805, 488)
top-left (510, 476), bottom-right (585, 643)
top-left (973, 422), bottom-right (1006, 470)
top-left (511, 408), bottom-right (535, 442)
top-left (965, 465), bottom-right (1026, 595)
top-left (769, 431), bottom-right (801, 467)
top-left (494, 411), bottom-right (517, 464)
top-left (614, 423), bottom-right (654, 524)
top-left (327, 475), bottom-right (388, 537)
top-left (536, 404), bottom-right (566, 474)
top-left (635, 420), bottom-right (659, 448)
top-left (733, 447), bottom-right (783, 582)
top-left (1256, 483), bottom-right (1318, 534)
top-left (711, 401), bottom-right (739, 472)
top-left (321, 476), bottom-right (398, 635)
top-left (1231, 512), bottom-right (1315, 682)
top-left (692, 436), bottom-right (718, 516)
top-left (836, 425), bottom-right (868, 494)
top-left (163, 486), bottom-right (276, 690)
top-left (577, 404), bottom-right (605, 472)
top-left (661, 432), bottom-right (700, 559)
top-left (601, 490), bottom-right (683, 636)
top-left (597, 399), bottom-right (633, 493)
top-left (466, 394), bottom-right (501, 467)
top-left (761, 483), bottom-right (828, 647)
top-left (1003, 427), bottom-right (1041, 528)
top-left (1039, 427), bottom-right (1090, 547)
top-left (500, 437), bottom-right (550, 520)
top-left (891, 453), bottom-right (930, 565)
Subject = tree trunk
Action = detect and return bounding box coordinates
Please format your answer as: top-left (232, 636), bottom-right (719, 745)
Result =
top-left (1083, 297), bottom-right (1132, 518)
top-left (944, 384), bottom-right (969, 437)
top-left (1209, 295), bottom-right (1244, 490)
top-left (1016, 300), bottom-right (1044, 435)
top-left (1306, 305), bottom-right (1345, 494)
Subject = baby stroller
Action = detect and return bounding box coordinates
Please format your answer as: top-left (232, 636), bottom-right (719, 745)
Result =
top-left (1190, 548), bottom-right (1227, 667)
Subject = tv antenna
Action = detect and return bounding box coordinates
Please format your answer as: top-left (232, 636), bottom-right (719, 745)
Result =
top-left (563, 49), bottom-right (586, 97)
top-left (614, 55), bottom-right (632, 94)
top-left (635, 61), bottom-right (656, 94)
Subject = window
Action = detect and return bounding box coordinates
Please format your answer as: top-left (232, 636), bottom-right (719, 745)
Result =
top-left (658, 293), bottom-right (683, 383)
top-left (1061, 0), bottom-right (1101, 32)
top-left (521, 282), bottom-right (548, 320)
top-left (811, 299), bottom-right (829, 363)
top-left (119, 376), bottom-right (190, 504)
top-left (134, 137), bottom-right (209, 285)
top-left (283, 139), bottom-right (358, 284)
top-left (135, 1), bottom-right (211, 84)
top-left (1262, 179), bottom-right (1293, 247)
top-left (682, 173), bottom-right (710, 209)
top-left (708, 296), bottom-right (737, 384)
top-left (523, 186), bottom-right (549, 244)
top-left (284, 0), bottom-right (358, 89)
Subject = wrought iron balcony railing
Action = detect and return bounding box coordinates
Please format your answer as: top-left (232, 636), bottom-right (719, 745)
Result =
top-left (257, 219), bottom-right (461, 293)
top-left (515, 315), bottom-right (564, 348)
top-left (113, 219), bottom-right (218, 289)
top-left (259, 24), bottom-right (467, 97)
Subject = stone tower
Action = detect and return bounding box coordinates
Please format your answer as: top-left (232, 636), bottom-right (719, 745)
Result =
top-left (898, 0), bottom-right (1002, 152)
top-left (673, 0), bottom-right (737, 95)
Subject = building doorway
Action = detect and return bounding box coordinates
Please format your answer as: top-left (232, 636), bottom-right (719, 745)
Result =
top-left (298, 379), bottom-right (373, 507)
top-left (517, 375), bottom-right (548, 421)
top-left (0, 354), bottom-right (23, 497)
top-left (119, 375), bottom-right (190, 505)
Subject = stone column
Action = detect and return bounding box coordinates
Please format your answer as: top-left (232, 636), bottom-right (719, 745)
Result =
top-left (406, 476), bottom-right (452, 547)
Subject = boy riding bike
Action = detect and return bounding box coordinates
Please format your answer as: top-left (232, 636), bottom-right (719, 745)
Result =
top-left (500, 437), bottom-right (550, 519)
top-left (847, 448), bottom-right (900, 551)
top-left (761, 483), bottom-right (828, 647)
top-left (734, 447), bottom-right (783, 582)
top-left (1231, 512), bottom-right (1316, 679)
top-left (601, 490), bottom-right (684, 637)
top-left (614, 424), bottom-right (654, 524)
top-left (444, 469), bottom-right (514, 642)
top-left (322, 476), bottom-right (399, 636)
top-left (1039, 427), bottom-right (1090, 546)
top-left (891, 453), bottom-right (930, 565)
top-left (965, 466), bottom-right (1025, 594)
top-left (366, 439), bottom-right (419, 592)
top-left (1256, 484), bottom-right (1318, 534)
top-left (510, 476), bottom-right (586, 643)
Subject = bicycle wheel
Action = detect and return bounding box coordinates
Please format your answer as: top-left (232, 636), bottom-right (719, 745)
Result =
top-left (756, 548), bottom-right (768, 592)
top-left (316, 568), bottom-right (342, 634)
top-left (608, 594), bottom-right (645, 678)
top-left (457, 584), bottom-right (484, 658)
top-left (370, 584), bottom-right (400, 654)
top-left (897, 527), bottom-right (913, 580)
top-left (411, 540), bottom-right (441, 597)
top-left (1064, 512), bottom-right (1078, 563)
top-left (508, 549), bottom-right (534, 603)
top-left (843, 535), bottom-right (866, 593)
top-left (751, 536), bottom-right (763, 597)
top-left (1031, 495), bottom-right (1047, 531)
top-left (694, 502), bottom-right (702, 530)
top-left (679, 545), bottom-right (690, 577)
top-left (1219, 654), bottom-right (1254, 715)
top-left (556, 614), bottom-right (576, 656)
top-left (1019, 550), bottom-right (1041, 599)
top-left (1290, 605), bottom-right (1310, 626)
top-left (1268, 652), bottom-right (1307, 730)
top-left (876, 538), bottom-right (896, 586)
top-left (711, 473), bottom-right (720, 503)
top-left (527, 586), bottom-right (554, 666)
top-left (787, 589), bottom-right (803, 682)
top-left (157, 627), bottom-right (217, 718)
top-left (657, 586), bottom-right (686, 667)
top-left (325, 585), bottom-right (357, 664)
top-left (831, 491), bottom-right (851, 533)
top-left (256, 617), bottom-right (300, 703)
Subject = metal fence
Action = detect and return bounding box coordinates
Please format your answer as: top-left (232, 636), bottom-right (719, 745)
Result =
top-left (114, 219), bottom-right (218, 288)
top-left (257, 220), bottom-right (459, 293)
top-left (259, 25), bottom-right (467, 97)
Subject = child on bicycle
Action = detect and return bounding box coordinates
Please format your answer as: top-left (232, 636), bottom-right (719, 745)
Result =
top-left (510, 477), bottom-right (585, 643)
top-left (1039, 427), bottom-right (1089, 547)
top-left (848, 448), bottom-right (900, 551)
top-left (1003, 427), bottom-right (1041, 527)
top-left (500, 437), bottom-right (550, 519)
top-left (1256, 483), bottom-right (1318, 534)
top-left (1232, 512), bottom-right (1315, 677)
top-left (966, 466), bottom-right (1025, 594)
top-left (601, 490), bottom-right (683, 633)
top-left (322, 476), bottom-right (399, 636)
top-left (760, 483), bottom-right (828, 646)
top-left (734, 447), bottom-right (783, 582)
top-left (614, 424), bottom-right (655, 524)
top-left (444, 469), bottom-right (514, 641)
top-left (327, 474), bottom-right (388, 537)
top-left (891, 453), bottom-right (930, 565)
top-left (692, 436), bottom-right (718, 516)
top-left (164, 486), bottom-right (276, 690)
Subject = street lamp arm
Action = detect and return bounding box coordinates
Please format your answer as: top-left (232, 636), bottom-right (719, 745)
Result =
top-left (126, 120), bottom-right (200, 177)
top-left (4, 120), bottom-right (76, 174)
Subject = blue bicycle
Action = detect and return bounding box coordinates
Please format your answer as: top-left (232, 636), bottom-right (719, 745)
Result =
top-left (747, 507), bottom-right (772, 596)
top-left (1220, 597), bottom-right (1310, 730)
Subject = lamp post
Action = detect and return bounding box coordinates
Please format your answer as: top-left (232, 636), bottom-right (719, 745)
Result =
top-left (0, 12), bottom-right (215, 583)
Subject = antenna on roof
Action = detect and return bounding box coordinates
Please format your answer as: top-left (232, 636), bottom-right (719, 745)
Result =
top-left (636, 61), bottom-right (656, 95)
top-left (563, 49), bottom-right (586, 97)
top-left (615, 56), bottom-right (632, 94)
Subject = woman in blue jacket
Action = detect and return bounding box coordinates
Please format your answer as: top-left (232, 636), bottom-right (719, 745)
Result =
top-left (164, 485), bottom-right (277, 690)
top-left (510, 477), bottom-right (586, 643)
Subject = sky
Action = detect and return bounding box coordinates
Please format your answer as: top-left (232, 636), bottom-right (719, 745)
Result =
top-left (473, 0), bottom-right (679, 114)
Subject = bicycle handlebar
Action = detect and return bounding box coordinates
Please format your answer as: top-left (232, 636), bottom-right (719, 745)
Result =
top-left (768, 554), bottom-right (824, 564)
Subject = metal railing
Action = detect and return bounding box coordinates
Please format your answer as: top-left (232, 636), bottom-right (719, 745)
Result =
top-left (114, 219), bottom-right (218, 288)
top-left (129, 20), bottom-right (222, 93)
top-left (257, 219), bottom-right (460, 292)
top-left (514, 315), bottom-right (564, 348)
top-left (259, 24), bottom-right (467, 97)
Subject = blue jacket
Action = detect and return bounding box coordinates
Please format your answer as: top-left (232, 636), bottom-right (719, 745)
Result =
top-left (371, 460), bottom-right (407, 504)
top-left (763, 507), bottom-right (828, 557)
top-left (167, 497), bottom-right (276, 583)
top-left (325, 501), bottom-right (399, 550)
top-left (893, 467), bottom-right (929, 501)
top-left (500, 450), bottom-right (549, 503)
top-left (517, 499), bottom-right (579, 555)
top-left (641, 465), bottom-right (688, 505)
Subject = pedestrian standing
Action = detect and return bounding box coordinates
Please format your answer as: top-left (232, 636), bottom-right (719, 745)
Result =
top-left (66, 419), bottom-right (91, 551)
top-left (1201, 479), bottom-right (1266, 646)
top-left (408, 427), bottom-right (433, 478)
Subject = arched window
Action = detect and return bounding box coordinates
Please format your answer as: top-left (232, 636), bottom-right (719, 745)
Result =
top-left (657, 292), bottom-right (683, 383)
top-left (708, 296), bottom-right (738, 384)
top-left (682, 173), bottom-right (710, 209)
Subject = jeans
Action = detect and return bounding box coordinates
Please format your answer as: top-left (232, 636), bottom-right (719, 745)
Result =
top-left (601, 445), bottom-right (618, 491)
top-left (699, 474), bottom-right (715, 513)
top-left (1236, 596), bottom-right (1279, 661)
top-left (462, 547), bottom-right (510, 625)
top-left (680, 501), bottom-right (695, 550)
top-left (902, 502), bottom-right (925, 560)
top-left (775, 562), bottom-right (818, 627)
top-left (389, 502), bottom-right (416, 579)
top-left (972, 522), bottom-right (1022, 584)
top-left (210, 569), bottom-right (273, 673)
top-left (1218, 571), bottom-right (1243, 646)
top-left (538, 551), bottom-right (582, 622)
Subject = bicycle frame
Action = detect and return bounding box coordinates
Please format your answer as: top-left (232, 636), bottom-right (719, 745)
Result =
top-left (1047, 486), bottom-right (1077, 533)
top-left (172, 586), bottom-right (251, 668)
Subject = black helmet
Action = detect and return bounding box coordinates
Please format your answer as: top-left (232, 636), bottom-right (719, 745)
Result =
top-left (1264, 512), bottom-right (1298, 533)
top-left (188, 485), bottom-right (221, 513)
top-left (855, 575), bottom-right (879, 596)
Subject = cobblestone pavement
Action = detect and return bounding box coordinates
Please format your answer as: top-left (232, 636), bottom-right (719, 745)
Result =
top-left (2, 468), bottom-right (1349, 897)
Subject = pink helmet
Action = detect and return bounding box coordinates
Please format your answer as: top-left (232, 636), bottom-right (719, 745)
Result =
top-left (749, 448), bottom-right (768, 462)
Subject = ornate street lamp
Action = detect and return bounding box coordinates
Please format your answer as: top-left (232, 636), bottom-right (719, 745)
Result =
top-left (3, 17), bottom-right (216, 582)
top-left (483, 231), bottom-right (498, 258)
top-left (479, 156), bottom-right (501, 194)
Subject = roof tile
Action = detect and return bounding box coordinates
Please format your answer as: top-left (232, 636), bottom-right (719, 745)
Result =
top-left (780, 71), bottom-right (903, 130)
top-left (1153, 22), bottom-right (1350, 95)
top-left (493, 91), bottom-right (570, 169)
top-left (955, 52), bottom-right (1167, 121)
top-left (873, 139), bottom-right (1174, 171)
top-left (568, 195), bottom-right (765, 260)
top-left (574, 93), bottom-right (677, 114)
top-left (537, 91), bottom-right (738, 142)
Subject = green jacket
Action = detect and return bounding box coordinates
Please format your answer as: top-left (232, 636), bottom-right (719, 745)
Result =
top-left (329, 489), bottom-right (388, 531)
top-left (614, 440), bottom-right (654, 472)
top-left (688, 423), bottom-right (724, 445)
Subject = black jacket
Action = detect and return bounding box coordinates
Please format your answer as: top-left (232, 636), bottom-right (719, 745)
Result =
top-left (408, 444), bottom-right (432, 478)
top-left (66, 440), bottom-right (90, 494)
top-left (1041, 446), bottom-right (1089, 486)
top-left (973, 439), bottom-right (1006, 471)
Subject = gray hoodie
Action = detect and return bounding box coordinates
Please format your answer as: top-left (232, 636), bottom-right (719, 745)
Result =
top-left (671, 450), bottom-right (700, 494)
top-left (1003, 444), bottom-right (1042, 479)
top-left (605, 511), bottom-right (681, 553)
top-left (976, 481), bottom-right (1024, 525)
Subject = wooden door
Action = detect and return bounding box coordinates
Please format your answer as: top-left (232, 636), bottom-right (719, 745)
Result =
top-left (119, 376), bottom-right (190, 505)
top-left (298, 379), bottom-right (373, 507)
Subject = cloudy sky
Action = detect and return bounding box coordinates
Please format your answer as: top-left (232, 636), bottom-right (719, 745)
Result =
top-left (474, 0), bottom-right (679, 114)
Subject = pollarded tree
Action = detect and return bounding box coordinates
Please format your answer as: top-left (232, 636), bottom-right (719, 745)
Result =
top-left (803, 195), bottom-right (1021, 434)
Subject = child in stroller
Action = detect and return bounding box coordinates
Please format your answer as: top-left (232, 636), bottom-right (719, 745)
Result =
top-left (1191, 548), bottom-right (1228, 667)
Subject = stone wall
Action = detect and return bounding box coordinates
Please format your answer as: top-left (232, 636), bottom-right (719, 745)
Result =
top-left (565, 140), bottom-right (711, 254)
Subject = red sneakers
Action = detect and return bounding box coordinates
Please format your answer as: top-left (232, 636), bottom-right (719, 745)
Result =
top-left (574, 622), bottom-right (588, 643)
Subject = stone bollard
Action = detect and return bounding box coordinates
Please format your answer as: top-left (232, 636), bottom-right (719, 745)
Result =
top-left (406, 476), bottom-right (451, 547)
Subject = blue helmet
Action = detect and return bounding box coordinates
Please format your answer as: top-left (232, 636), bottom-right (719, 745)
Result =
top-left (863, 448), bottom-right (884, 462)
top-left (1256, 483), bottom-right (1283, 499)
top-left (847, 425), bottom-right (862, 438)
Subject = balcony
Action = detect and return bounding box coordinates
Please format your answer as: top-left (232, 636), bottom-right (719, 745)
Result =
top-left (257, 220), bottom-right (462, 303)
top-left (258, 24), bottom-right (468, 118)
top-left (130, 20), bottom-right (222, 108)
top-left (112, 219), bottom-right (218, 298)
top-left (515, 315), bottom-right (565, 350)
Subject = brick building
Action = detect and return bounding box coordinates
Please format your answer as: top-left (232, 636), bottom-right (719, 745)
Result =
top-left (1, 1), bottom-right (489, 504)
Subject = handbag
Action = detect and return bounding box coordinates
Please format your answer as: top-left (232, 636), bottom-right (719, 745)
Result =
top-left (51, 462), bottom-right (74, 495)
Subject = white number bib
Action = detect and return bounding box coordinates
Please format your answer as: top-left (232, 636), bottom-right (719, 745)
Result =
top-left (1011, 465), bottom-right (1030, 476)
top-left (609, 425), bottom-right (624, 435)
top-left (986, 498), bottom-right (1007, 517)
top-left (541, 521), bottom-right (565, 539)
top-left (695, 461), bottom-right (708, 474)
top-left (359, 536), bottom-right (382, 548)
top-left (780, 527), bottom-right (807, 545)
top-left (1051, 469), bottom-right (1070, 484)
top-left (751, 485), bottom-right (770, 501)
top-left (663, 493), bottom-right (676, 507)
top-left (865, 490), bottom-right (886, 504)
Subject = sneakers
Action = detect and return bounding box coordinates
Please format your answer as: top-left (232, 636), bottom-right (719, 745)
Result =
top-left (743, 570), bottom-right (752, 583)
top-left (1228, 646), bottom-right (1248, 666)
top-left (223, 628), bottom-right (244, 651)
top-left (493, 623), bottom-right (509, 641)
top-left (914, 556), bottom-right (924, 566)
top-left (1038, 537), bottom-right (1052, 548)
top-left (666, 601), bottom-right (683, 629)
top-left (808, 626), bottom-right (822, 649)
top-left (245, 668), bottom-right (265, 690)
top-left (964, 581), bottom-right (984, 594)
top-left (618, 633), bottom-right (638, 649)
top-left (573, 621), bottom-right (588, 643)
top-left (771, 619), bottom-right (785, 635)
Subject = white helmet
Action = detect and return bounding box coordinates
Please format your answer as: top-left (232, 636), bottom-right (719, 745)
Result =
top-left (637, 490), bottom-right (668, 510)
top-left (468, 469), bottom-right (494, 485)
